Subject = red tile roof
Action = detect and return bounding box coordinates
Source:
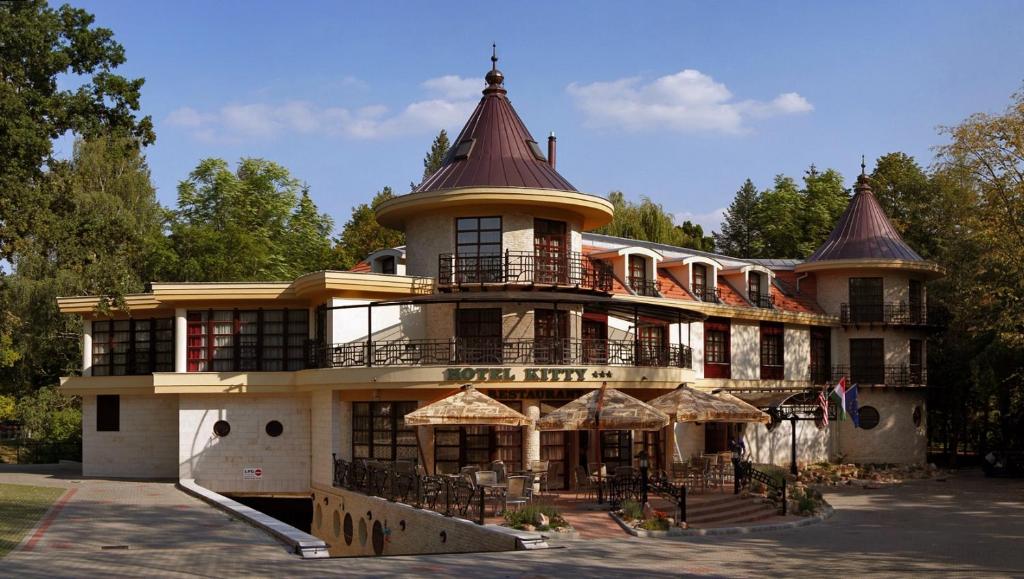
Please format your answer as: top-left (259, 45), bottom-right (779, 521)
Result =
top-left (717, 278), bottom-right (750, 308)
top-left (414, 58), bottom-right (576, 194)
top-left (657, 269), bottom-right (695, 300)
top-left (349, 260), bottom-right (371, 273)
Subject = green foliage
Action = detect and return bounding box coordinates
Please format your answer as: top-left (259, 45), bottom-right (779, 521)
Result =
top-left (166, 158), bottom-right (336, 281)
top-left (640, 516), bottom-right (670, 531)
top-left (0, 395), bottom-right (15, 421)
top-left (15, 387), bottom-right (80, 442)
top-left (595, 192), bottom-right (713, 250)
top-left (0, 0), bottom-right (154, 260)
top-left (715, 179), bottom-right (762, 257)
top-left (422, 129), bottom-right (450, 180)
top-left (332, 187), bottom-right (406, 270)
top-left (619, 499), bottom-right (644, 521)
top-left (502, 504), bottom-right (567, 530)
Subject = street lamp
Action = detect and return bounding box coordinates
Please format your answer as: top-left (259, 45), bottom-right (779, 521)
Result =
top-left (638, 450), bottom-right (649, 506)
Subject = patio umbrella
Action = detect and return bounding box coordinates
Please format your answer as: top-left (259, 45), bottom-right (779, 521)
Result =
top-left (404, 384), bottom-right (534, 427)
top-left (647, 384), bottom-right (770, 424)
top-left (536, 384), bottom-right (669, 503)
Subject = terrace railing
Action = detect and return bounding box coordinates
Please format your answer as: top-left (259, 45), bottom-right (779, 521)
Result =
top-left (332, 456), bottom-right (487, 525)
top-left (308, 337), bottom-right (693, 369)
top-left (628, 276), bottom-right (661, 297)
top-left (734, 459), bottom-right (787, 516)
top-left (690, 284), bottom-right (721, 303)
top-left (438, 250), bottom-right (614, 292)
top-left (748, 291), bottom-right (774, 309)
top-left (840, 303), bottom-right (939, 326)
top-left (831, 364), bottom-right (928, 386)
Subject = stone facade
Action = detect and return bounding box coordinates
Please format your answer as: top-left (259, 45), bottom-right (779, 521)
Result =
top-left (81, 393), bottom-right (179, 478)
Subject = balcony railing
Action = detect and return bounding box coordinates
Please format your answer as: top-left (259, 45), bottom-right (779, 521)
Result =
top-left (748, 291), bottom-right (774, 309)
top-left (308, 337), bottom-right (692, 369)
top-left (840, 303), bottom-right (937, 326)
top-left (809, 364), bottom-right (832, 385)
top-left (690, 284), bottom-right (721, 303)
top-left (628, 276), bottom-right (661, 297)
top-left (831, 364), bottom-right (927, 386)
top-left (438, 250), bottom-right (613, 292)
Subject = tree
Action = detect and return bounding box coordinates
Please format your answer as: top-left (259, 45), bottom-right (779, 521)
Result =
top-left (869, 153), bottom-right (939, 258)
top-left (422, 129), bottom-right (450, 179)
top-left (675, 221), bottom-right (715, 252)
top-left (594, 191), bottom-right (712, 250)
top-left (166, 158), bottom-right (335, 281)
top-left (0, 1), bottom-right (154, 260)
top-left (332, 187), bottom-right (406, 270)
top-left (714, 179), bottom-right (763, 257)
top-left (798, 166), bottom-right (849, 257)
top-left (757, 175), bottom-right (803, 258)
top-left (15, 386), bottom-right (80, 441)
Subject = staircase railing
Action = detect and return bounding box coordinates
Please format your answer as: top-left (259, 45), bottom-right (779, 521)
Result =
top-left (734, 459), bottom-right (787, 516)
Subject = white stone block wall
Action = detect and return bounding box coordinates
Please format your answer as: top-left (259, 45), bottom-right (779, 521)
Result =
top-left (784, 324), bottom-right (811, 381)
top-left (178, 393), bottom-right (310, 493)
top-left (689, 322), bottom-right (705, 380)
top-left (835, 388), bottom-right (927, 464)
top-left (82, 393), bottom-right (179, 478)
top-left (730, 320), bottom-right (760, 379)
top-left (310, 390), bottom-right (342, 487)
top-left (743, 421), bottom-right (830, 467)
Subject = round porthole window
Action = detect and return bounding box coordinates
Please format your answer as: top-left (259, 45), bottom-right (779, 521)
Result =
top-left (265, 420), bottom-right (283, 437)
top-left (859, 406), bottom-right (880, 430)
top-left (358, 518), bottom-right (368, 546)
top-left (343, 513), bottom-right (354, 545)
top-left (213, 420), bottom-right (231, 437)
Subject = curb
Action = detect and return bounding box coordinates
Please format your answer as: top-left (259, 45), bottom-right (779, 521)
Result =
top-left (177, 479), bottom-right (328, 558)
top-left (608, 504), bottom-right (835, 538)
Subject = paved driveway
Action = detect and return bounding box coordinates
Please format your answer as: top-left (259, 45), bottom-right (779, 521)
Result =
top-left (1, 464), bottom-right (1022, 577)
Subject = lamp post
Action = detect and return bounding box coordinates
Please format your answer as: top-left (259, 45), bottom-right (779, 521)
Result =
top-left (638, 450), bottom-right (649, 506)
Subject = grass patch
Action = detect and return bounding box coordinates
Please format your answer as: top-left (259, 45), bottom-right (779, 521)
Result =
top-left (0, 483), bottom-right (65, 558)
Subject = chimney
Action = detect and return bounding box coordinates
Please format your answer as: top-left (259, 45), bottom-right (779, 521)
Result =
top-left (547, 132), bottom-right (557, 169)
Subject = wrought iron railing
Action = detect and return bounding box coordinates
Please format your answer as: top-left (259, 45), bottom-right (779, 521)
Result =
top-left (690, 284), bottom-right (721, 303)
top-left (734, 459), bottom-right (787, 516)
top-left (628, 276), bottom-right (661, 297)
top-left (840, 303), bottom-right (937, 326)
top-left (333, 456), bottom-right (488, 525)
top-left (437, 250), bottom-right (613, 291)
top-left (831, 364), bottom-right (927, 386)
top-left (748, 291), bottom-right (774, 309)
top-left (809, 364), bottom-right (832, 385)
top-left (308, 338), bottom-right (693, 369)
top-left (603, 469), bottom-right (689, 525)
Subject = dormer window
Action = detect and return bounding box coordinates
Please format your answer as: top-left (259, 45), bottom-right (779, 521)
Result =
top-left (526, 140), bottom-right (546, 161)
top-left (379, 256), bottom-right (396, 275)
top-left (628, 255), bottom-right (658, 297)
top-left (453, 139), bottom-right (475, 160)
top-left (748, 272), bottom-right (773, 308)
top-left (691, 264), bottom-right (719, 302)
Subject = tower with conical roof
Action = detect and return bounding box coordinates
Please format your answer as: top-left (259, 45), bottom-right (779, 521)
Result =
top-left (796, 160), bottom-right (943, 465)
top-left (376, 49), bottom-right (615, 279)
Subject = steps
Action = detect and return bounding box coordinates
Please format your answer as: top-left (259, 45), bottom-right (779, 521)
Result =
top-left (684, 494), bottom-right (779, 527)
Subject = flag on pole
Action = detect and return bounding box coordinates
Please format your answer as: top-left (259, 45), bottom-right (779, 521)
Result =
top-left (818, 386), bottom-right (830, 426)
top-left (830, 376), bottom-right (848, 420)
top-left (846, 384), bottom-right (861, 428)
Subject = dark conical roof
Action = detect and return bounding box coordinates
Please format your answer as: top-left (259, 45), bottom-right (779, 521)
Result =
top-left (414, 51), bottom-right (576, 193)
top-left (805, 171), bottom-right (923, 262)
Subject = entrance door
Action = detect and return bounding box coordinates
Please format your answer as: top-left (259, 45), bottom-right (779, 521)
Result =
top-left (534, 219), bottom-right (568, 284)
top-left (535, 309), bottom-right (569, 364)
top-left (637, 324), bottom-right (667, 366)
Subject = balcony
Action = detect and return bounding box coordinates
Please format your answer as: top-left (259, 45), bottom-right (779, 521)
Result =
top-left (831, 364), bottom-right (927, 386)
top-left (690, 284), bottom-right (721, 303)
top-left (438, 251), bottom-right (613, 292)
top-left (748, 291), bottom-right (774, 309)
top-left (628, 276), bottom-right (661, 297)
top-left (840, 303), bottom-right (940, 327)
top-left (308, 337), bottom-right (692, 369)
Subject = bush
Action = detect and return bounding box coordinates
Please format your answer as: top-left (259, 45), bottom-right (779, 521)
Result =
top-left (640, 517), bottom-right (670, 531)
top-left (620, 499), bottom-right (644, 521)
top-left (16, 387), bottom-right (80, 442)
top-left (502, 504), bottom-right (568, 530)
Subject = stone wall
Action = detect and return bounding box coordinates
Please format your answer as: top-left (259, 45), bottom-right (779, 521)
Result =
top-left (730, 320), bottom-right (760, 380)
top-left (310, 485), bottom-right (521, 557)
top-left (743, 420), bottom-right (831, 467)
top-left (178, 393), bottom-right (311, 493)
top-left (81, 393), bottom-right (179, 478)
top-left (835, 388), bottom-right (927, 464)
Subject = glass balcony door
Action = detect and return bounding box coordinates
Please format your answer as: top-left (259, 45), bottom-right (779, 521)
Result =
top-left (534, 218), bottom-right (568, 285)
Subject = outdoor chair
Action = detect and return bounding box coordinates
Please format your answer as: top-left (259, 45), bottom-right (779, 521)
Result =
top-left (461, 465), bottom-right (481, 478)
top-left (489, 461), bottom-right (507, 482)
top-left (530, 460), bottom-right (550, 493)
top-left (544, 461), bottom-right (561, 494)
top-left (573, 465), bottom-right (596, 501)
top-left (504, 475), bottom-right (532, 512)
top-left (475, 470), bottom-right (502, 515)
top-left (670, 461), bottom-right (688, 483)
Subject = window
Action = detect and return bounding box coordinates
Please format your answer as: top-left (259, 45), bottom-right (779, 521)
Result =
top-left (455, 308), bottom-right (502, 364)
top-left (601, 430), bottom-right (632, 470)
top-left (629, 255), bottom-right (646, 281)
top-left (909, 279), bottom-right (923, 323)
top-left (534, 219), bottom-right (568, 284)
top-left (453, 139), bottom-right (475, 159)
top-left (704, 318), bottom-right (731, 378)
top-left (92, 318), bottom-right (174, 376)
top-left (265, 420), bottom-right (284, 437)
top-left (213, 420), bottom-right (231, 437)
top-left (379, 256), bottom-right (396, 275)
top-left (909, 339), bottom-right (923, 384)
top-left (187, 310), bottom-right (308, 372)
top-left (810, 327), bottom-right (831, 384)
top-left (433, 401), bottom-right (523, 475)
top-left (850, 338), bottom-right (884, 384)
top-left (859, 406), bottom-right (880, 430)
top-left (760, 323), bottom-right (784, 380)
top-left (849, 277), bottom-right (883, 322)
top-left (96, 395), bottom-right (120, 432)
top-left (455, 217), bottom-right (502, 283)
top-left (748, 274), bottom-right (760, 298)
top-left (534, 309), bottom-right (568, 363)
top-left (692, 264), bottom-right (710, 300)
top-left (526, 139), bottom-right (546, 161)
top-left (637, 324), bottom-right (667, 366)
top-left (352, 402), bottom-right (419, 463)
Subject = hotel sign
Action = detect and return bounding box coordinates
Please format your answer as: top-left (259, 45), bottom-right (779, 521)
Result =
top-left (443, 367), bottom-right (610, 382)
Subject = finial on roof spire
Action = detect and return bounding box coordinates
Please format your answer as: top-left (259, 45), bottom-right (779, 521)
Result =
top-left (484, 44), bottom-right (505, 90)
top-left (861, 155), bottom-right (866, 176)
top-left (856, 155), bottom-right (872, 194)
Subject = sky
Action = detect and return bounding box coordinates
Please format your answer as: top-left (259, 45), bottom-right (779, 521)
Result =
top-left (65, 0), bottom-right (1024, 235)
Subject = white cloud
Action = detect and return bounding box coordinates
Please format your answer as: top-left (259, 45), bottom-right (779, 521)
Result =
top-left (165, 74), bottom-right (478, 142)
top-left (674, 207), bottom-right (727, 234)
top-left (567, 69), bottom-right (812, 134)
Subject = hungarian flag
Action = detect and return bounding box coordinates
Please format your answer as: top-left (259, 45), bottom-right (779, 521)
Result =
top-left (846, 384), bottom-right (861, 428)
top-left (818, 386), bottom-right (830, 426)
top-left (830, 376), bottom-right (848, 420)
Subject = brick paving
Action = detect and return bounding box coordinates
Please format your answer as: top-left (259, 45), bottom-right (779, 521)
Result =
top-left (2, 464), bottom-right (1023, 577)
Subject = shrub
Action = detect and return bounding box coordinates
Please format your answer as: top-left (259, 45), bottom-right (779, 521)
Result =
top-left (640, 517), bottom-right (670, 531)
top-left (502, 504), bottom-right (567, 530)
top-left (620, 499), bottom-right (644, 521)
